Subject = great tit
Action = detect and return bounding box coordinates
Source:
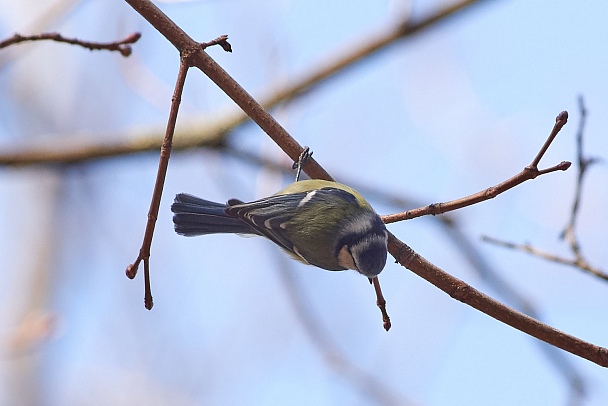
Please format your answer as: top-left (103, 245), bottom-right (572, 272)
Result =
top-left (171, 179), bottom-right (388, 278)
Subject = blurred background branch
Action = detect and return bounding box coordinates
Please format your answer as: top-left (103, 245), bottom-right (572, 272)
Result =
top-left (0, 0), bottom-right (489, 167)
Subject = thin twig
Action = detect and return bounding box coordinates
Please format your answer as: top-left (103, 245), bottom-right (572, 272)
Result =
top-left (200, 35), bottom-right (232, 52)
top-left (0, 0), bottom-right (82, 69)
top-left (372, 277), bottom-right (391, 331)
top-left (125, 53), bottom-right (191, 309)
top-left (481, 236), bottom-right (608, 282)
top-left (0, 32), bottom-right (141, 56)
top-left (560, 96), bottom-right (602, 268)
top-left (382, 112), bottom-right (571, 224)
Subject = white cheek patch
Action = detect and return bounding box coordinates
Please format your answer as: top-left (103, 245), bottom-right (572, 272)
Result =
top-left (337, 245), bottom-right (357, 270)
top-left (297, 190), bottom-right (317, 208)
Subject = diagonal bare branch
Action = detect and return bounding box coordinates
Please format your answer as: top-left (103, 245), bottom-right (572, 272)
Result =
top-left (481, 235), bottom-right (608, 282)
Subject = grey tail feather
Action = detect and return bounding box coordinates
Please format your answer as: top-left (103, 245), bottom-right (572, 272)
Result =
top-left (171, 193), bottom-right (258, 236)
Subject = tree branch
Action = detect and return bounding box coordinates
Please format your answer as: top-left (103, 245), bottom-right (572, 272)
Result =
top-left (0, 32), bottom-right (141, 56)
top-left (125, 52), bottom-right (191, 309)
top-left (382, 112), bottom-right (571, 224)
top-left (481, 235), bottom-right (608, 281)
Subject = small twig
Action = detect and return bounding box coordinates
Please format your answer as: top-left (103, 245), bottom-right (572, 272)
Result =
top-left (200, 35), bottom-right (232, 53)
top-left (372, 277), bottom-right (391, 331)
top-left (382, 111), bottom-right (571, 224)
top-left (0, 32), bottom-right (141, 56)
top-left (530, 111), bottom-right (569, 168)
top-left (126, 52), bottom-right (192, 309)
top-left (481, 236), bottom-right (608, 282)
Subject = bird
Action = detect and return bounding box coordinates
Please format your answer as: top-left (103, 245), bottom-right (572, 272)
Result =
top-left (171, 179), bottom-right (388, 278)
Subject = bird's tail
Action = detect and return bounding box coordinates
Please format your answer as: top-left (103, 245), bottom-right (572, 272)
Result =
top-left (171, 193), bottom-right (257, 236)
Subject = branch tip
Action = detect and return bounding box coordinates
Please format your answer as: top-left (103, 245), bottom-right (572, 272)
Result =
top-left (383, 319), bottom-right (391, 331)
top-left (201, 35), bottom-right (232, 53)
top-left (126, 263), bottom-right (138, 279)
top-left (537, 160), bottom-right (572, 176)
top-left (124, 32), bottom-right (142, 43)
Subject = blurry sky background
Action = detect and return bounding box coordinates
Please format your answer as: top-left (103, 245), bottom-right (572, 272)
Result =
top-left (1, 0), bottom-right (608, 405)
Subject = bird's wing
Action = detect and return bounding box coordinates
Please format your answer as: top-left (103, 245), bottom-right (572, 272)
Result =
top-left (225, 188), bottom-right (357, 258)
top-left (226, 192), bottom-right (305, 255)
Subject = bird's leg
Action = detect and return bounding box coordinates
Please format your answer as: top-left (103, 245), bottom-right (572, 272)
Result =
top-left (292, 146), bottom-right (312, 182)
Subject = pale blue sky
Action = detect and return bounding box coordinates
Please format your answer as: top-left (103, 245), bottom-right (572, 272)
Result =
top-left (1, 1), bottom-right (607, 405)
